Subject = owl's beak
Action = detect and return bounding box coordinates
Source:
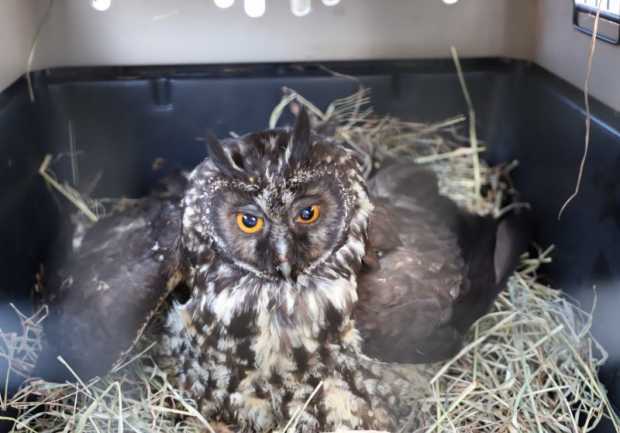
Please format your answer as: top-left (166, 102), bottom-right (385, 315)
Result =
top-left (274, 236), bottom-right (294, 281)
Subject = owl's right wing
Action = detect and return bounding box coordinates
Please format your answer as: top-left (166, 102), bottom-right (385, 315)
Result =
top-left (34, 175), bottom-right (186, 381)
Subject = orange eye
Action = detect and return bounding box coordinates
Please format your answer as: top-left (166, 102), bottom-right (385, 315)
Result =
top-left (236, 213), bottom-right (264, 234)
top-left (296, 205), bottom-right (320, 225)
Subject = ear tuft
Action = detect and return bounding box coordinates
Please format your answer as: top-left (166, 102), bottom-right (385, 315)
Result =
top-left (289, 108), bottom-right (312, 165)
top-left (206, 131), bottom-right (238, 175)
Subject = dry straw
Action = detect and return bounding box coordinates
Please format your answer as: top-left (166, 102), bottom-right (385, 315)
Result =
top-left (39, 154), bottom-right (103, 223)
top-left (558, 0), bottom-right (603, 220)
top-left (1, 88), bottom-right (617, 432)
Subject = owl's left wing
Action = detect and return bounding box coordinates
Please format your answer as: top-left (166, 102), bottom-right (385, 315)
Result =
top-left (355, 164), bottom-right (527, 364)
top-left (355, 196), bottom-right (467, 364)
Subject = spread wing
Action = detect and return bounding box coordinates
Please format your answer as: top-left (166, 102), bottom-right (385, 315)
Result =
top-left (35, 177), bottom-right (185, 381)
top-left (355, 163), bottom-right (527, 364)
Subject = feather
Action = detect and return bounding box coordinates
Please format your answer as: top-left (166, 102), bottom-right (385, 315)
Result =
top-left (356, 163), bottom-right (529, 363)
top-left (289, 108), bottom-right (312, 166)
top-left (34, 173), bottom-right (186, 381)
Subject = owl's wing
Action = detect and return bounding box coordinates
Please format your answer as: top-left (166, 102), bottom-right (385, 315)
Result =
top-left (34, 177), bottom-right (185, 381)
top-left (355, 163), bottom-right (528, 364)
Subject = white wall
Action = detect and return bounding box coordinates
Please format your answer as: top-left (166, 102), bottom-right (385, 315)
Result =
top-left (0, 0), bottom-right (48, 92)
top-left (3, 0), bottom-right (619, 113)
top-left (535, 0), bottom-right (620, 111)
top-left (32, 0), bottom-right (536, 68)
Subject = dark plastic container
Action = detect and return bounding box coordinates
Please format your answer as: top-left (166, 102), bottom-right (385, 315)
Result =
top-left (1, 58), bottom-right (619, 432)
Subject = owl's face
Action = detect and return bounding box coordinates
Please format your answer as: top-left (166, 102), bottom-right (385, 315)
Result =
top-left (183, 111), bottom-right (368, 282)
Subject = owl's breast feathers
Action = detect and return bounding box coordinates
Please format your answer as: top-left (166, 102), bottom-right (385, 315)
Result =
top-left (159, 235), bottom-right (403, 431)
top-left (160, 238), bottom-right (411, 431)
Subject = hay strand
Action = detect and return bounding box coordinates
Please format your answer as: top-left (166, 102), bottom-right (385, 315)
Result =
top-left (26, 0), bottom-right (54, 103)
top-left (281, 381), bottom-right (323, 433)
top-left (558, 1), bottom-right (602, 220)
top-left (450, 46), bottom-right (482, 207)
top-left (39, 154), bottom-right (99, 223)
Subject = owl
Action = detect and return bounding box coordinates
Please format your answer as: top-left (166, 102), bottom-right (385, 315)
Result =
top-left (157, 111), bottom-right (400, 432)
top-left (36, 110), bottom-right (526, 432)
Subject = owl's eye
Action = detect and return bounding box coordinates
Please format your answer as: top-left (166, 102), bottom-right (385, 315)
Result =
top-left (296, 205), bottom-right (320, 224)
top-left (236, 213), bottom-right (264, 234)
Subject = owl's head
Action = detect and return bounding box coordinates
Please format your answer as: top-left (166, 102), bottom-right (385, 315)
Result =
top-left (183, 110), bottom-right (371, 282)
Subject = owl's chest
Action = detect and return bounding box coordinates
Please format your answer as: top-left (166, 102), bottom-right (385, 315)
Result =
top-left (157, 261), bottom-right (414, 431)
top-left (158, 280), bottom-right (359, 422)
top-left (159, 294), bottom-right (408, 432)
top-left (168, 270), bottom-right (358, 373)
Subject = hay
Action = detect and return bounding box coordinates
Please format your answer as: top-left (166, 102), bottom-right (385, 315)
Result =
top-left (450, 45), bottom-right (482, 208)
top-left (557, 2), bottom-right (602, 220)
top-left (272, 86), bottom-right (525, 218)
top-left (0, 305), bottom-right (46, 413)
top-left (400, 245), bottom-right (618, 433)
top-left (1, 88), bottom-right (618, 433)
top-left (39, 154), bottom-right (104, 223)
top-left (5, 356), bottom-right (210, 432)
